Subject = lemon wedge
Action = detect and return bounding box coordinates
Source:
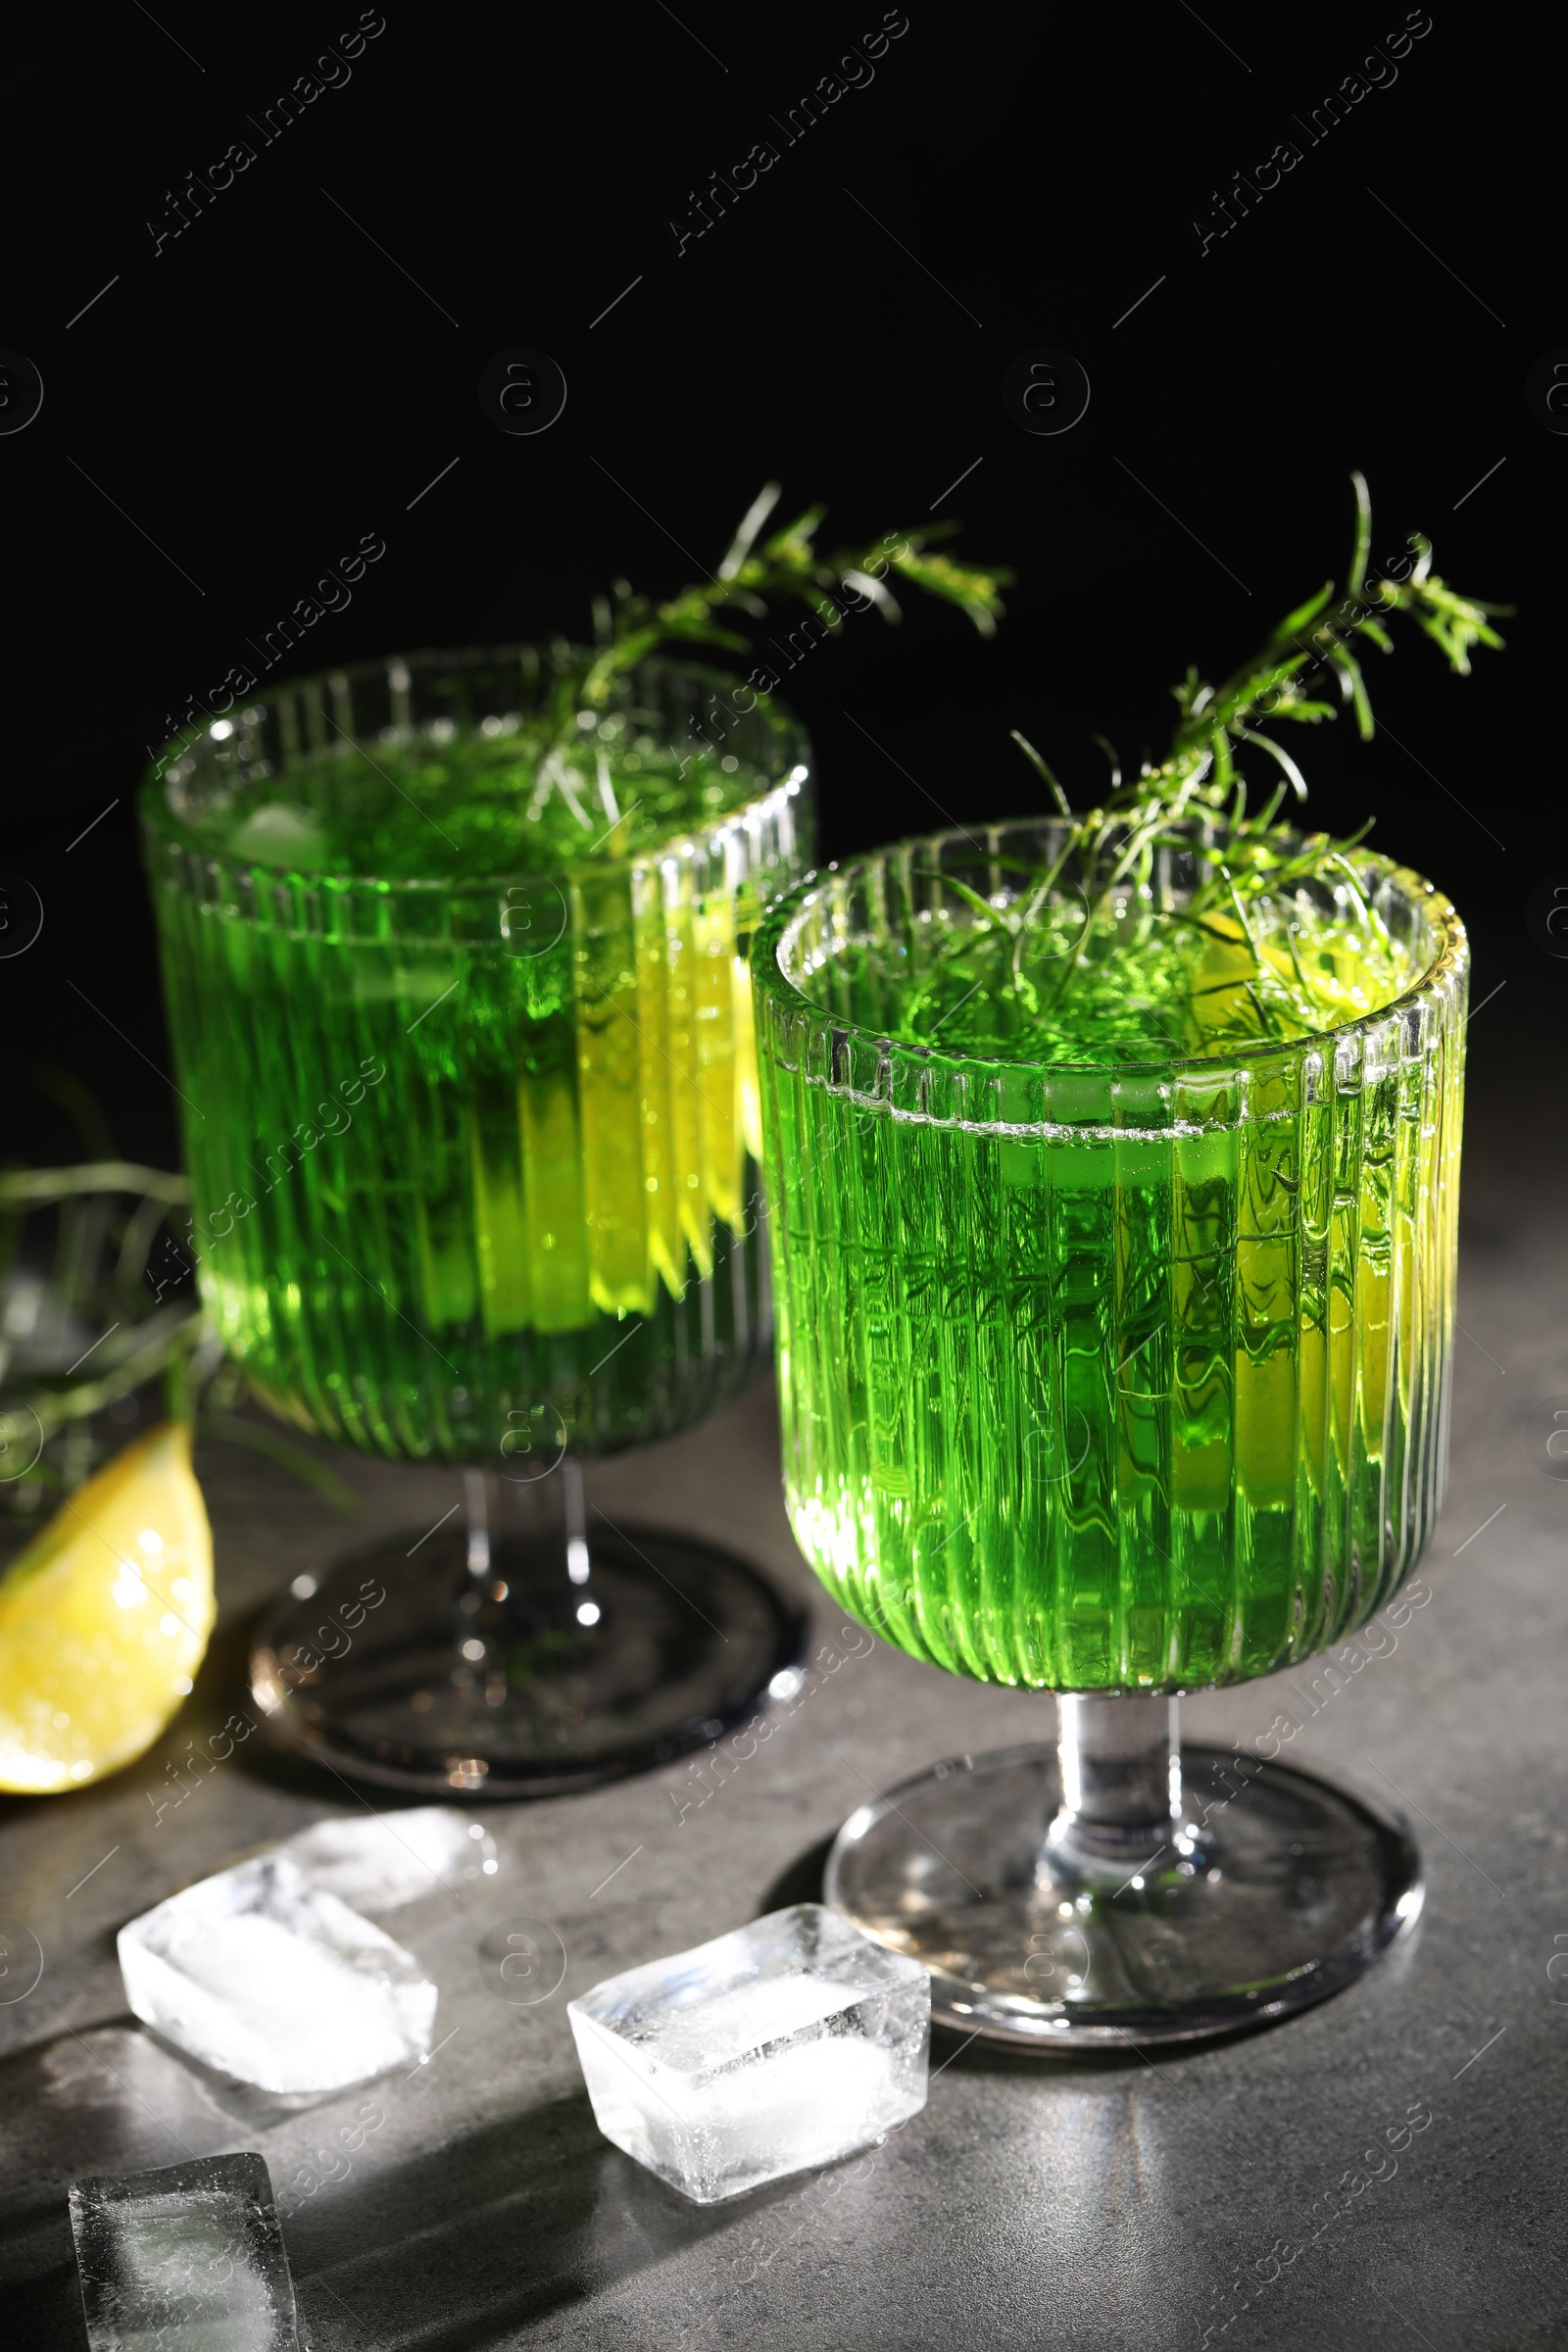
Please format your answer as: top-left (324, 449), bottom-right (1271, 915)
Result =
top-left (0, 1421), bottom-right (214, 1793)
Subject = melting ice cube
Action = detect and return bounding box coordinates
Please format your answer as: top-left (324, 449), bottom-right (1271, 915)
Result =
top-left (222, 804), bottom-right (332, 871)
top-left (279, 1806), bottom-right (498, 1914)
top-left (69, 2150), bottom-right (298, 2350)
top-left (119, 1853), bottom-right (436, 2094)
top-left (568, 1901), bottom-right (929, 2203)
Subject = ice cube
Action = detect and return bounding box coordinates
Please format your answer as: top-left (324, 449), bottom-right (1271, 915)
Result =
top-left (119, 1853), bottom-right (436, 2095)
top-left (223, 804), bottom-right (332, 871)
top-left (279, 1806), bottom-right (498, 1914)
top-left (568, 1901), bottom-right (929, 2203)
top-left (69, 2150), bottom-right (298, 2350)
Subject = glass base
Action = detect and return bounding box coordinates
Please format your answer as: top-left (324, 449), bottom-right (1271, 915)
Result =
top-left (824, 1737), bottom-right (1423, 2048)
top-left (250, 1522), bottom-right (806, 1799)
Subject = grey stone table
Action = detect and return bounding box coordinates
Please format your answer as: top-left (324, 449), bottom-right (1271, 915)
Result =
top-left (2, 1037), bottom-right (1565, 2352)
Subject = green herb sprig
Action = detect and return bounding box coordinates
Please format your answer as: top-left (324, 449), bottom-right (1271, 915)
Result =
top-left (998, 472), bottom-right (1507, 1038)
top-left (523, 485), bottom-right (1008, 824)
top-left (585, 481), bottom-right (1009, 697)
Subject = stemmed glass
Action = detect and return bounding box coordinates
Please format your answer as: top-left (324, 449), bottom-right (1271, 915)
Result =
top-left (752, 816), bottom-right (1466, 2044)
top-left (140, 646), bottom-right (811, 1796)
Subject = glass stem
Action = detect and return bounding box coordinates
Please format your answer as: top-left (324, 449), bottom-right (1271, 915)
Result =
top-left (461, 1459), bottom-right (596, 1618)
top-left (563, 1457), bottom-right (591, 1589)
top-left (1042, 1693), bottom-right (1182, 1886)
top-left (464, 1465), bottom-right (492, 1583)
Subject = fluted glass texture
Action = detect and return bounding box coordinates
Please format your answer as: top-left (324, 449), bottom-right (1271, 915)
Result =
top-left (753, 821), bottom-right (1467, 1691)
top-left (142, 652), bottom-right (810, 1462)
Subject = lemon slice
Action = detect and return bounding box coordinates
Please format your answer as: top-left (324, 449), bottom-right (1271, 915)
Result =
top-left (0, 1421), bottom-right (214, 1793)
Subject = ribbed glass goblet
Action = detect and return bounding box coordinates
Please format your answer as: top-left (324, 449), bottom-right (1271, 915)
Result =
top-left (753, 816), bottom-right (1465, 2042)
top-left (142, 648), bottom-right (811, 1794)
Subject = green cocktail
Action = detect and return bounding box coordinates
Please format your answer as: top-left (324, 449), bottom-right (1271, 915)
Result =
top-left (135, 484), bottom-right (1007, 1795)
top-left (755, 822), bottom-right (1464, 1693)
top-left (140, 647), bottom-right (811, 1794)
top-left (753, 817), bottom-right (1467, 2044)
top-left (772, 480), bottom-right (1494, 2044)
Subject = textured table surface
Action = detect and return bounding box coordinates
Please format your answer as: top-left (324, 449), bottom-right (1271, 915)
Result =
top-left (2, 1043), bottom-right (1564, 2352)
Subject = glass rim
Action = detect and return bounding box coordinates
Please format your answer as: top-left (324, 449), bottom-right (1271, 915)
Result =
top-left (751, 815), bottom-right (1468, 1091)
top-left (139, 642), bottom-right (811, 896)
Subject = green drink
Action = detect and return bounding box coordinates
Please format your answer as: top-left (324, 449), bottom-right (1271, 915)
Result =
top-left (134, 484), bottom-right (1008, 1797)
top-left (142, 653), bottom-right (808, 1464)
top-left (137, 649), bottom-right (811, 1796)
top-left (754, 823), bottom-right (1465, 1695)
top-left (753, 818), bottom-right (1466, 2042)
top-left (750, 482), bottom-right (1497, 2046)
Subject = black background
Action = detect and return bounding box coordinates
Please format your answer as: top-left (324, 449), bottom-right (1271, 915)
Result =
top-left (4, 0), bottom-right (1559, 1172)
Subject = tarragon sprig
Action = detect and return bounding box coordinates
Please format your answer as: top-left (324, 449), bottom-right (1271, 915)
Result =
top-left (581, 481), bottom-right (1008, 705)
top-left (523, 485), bottom-right (1007, 824)
top-left (1004, 473), bottom-right (1507, 1034)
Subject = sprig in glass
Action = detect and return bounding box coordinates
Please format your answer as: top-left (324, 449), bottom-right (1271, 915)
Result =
top-left (997, 472), bottom-right (1506, 1042)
